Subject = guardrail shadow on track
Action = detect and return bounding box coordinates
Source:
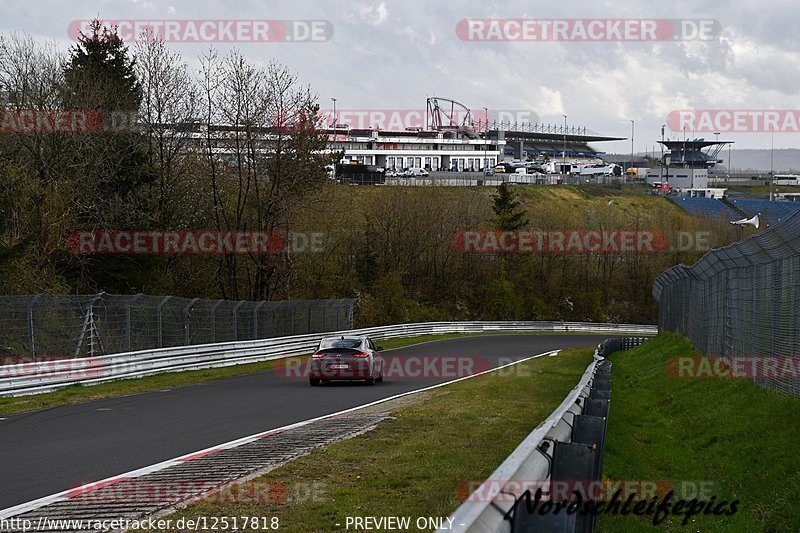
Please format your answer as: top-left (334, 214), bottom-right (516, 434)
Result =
top-left (443, 336), bottom-right (649, 533)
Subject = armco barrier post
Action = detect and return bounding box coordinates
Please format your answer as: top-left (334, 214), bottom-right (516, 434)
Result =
top-left (156, 296), bottom-right (171, 348)
top-left (233, 300), bottom-right (245, 341)
top-left (183, 298), bottom-right (199, 346)
top-left (252, 301), bottom-right (266, 339)
top-left (26, 294), bottom-right (42, 360)
top-left (124, 294), bottom-right (143, 352)
top-left (209, 300), bottom-right (223, 343)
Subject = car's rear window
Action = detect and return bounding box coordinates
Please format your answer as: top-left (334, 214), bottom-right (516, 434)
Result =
top-left (319, 338), bottom-right (362, 350)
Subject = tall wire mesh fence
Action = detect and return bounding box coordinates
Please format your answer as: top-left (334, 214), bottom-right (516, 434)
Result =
top-left (653, 210), bottom-right (800, 397)
top-left (0, 294), bottom-right (357, 362)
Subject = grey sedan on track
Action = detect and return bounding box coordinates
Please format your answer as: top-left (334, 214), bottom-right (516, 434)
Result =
top-left (308, 335), bottom-right (385, 386)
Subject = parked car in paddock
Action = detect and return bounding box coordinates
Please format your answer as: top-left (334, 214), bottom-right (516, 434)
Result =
top-left (309, 335), bottom-right (385, 386)
top-left (404, 167), bottom-right (430, 177)
top-left (494, 162), bottom-right (515, 174)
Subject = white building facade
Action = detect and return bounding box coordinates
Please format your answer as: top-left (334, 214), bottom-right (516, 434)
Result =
top-left (326, 129), bottom-right (504, 171)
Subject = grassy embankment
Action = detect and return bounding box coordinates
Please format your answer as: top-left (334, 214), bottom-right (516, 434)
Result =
top-left (600, 333), bottom-right (800, 532)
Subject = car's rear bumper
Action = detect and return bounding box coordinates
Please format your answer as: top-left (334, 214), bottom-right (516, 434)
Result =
top-left (309, 361), bottom-right (372, 380)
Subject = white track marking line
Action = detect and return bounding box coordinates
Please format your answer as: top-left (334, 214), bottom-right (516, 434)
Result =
top-left (0, 349), bottom-right (559, 519)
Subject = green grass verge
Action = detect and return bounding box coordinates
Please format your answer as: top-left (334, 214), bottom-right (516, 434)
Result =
top-left (0, 333), bottom-right (498, 416)
top-left (153, 347), bottom-right (596, 532)
top-left (600, 332), bottom-right (800, 532)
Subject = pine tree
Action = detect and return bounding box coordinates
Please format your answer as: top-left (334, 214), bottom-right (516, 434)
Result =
top-left (61, 20), bottom-right (155, 232)
top-left (63, 19), bottom-right (141, 111)
top-left (492, 181), bottom-right (528, 230)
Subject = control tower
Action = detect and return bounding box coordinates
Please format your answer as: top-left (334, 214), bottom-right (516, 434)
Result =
top-left (648, 138), bottom-right (733, 189)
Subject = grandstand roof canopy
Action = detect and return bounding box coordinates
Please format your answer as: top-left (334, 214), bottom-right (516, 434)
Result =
top-left (660, 140), bottom-right (733, 149)
top-left (491, 129), bottom-right (624, 143)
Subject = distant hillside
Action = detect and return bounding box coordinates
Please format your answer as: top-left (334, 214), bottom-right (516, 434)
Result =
top-left (606, 149), bottom-right (800, 173)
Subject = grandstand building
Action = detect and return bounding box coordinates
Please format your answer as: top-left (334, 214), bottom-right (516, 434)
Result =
top-left (490, 126), bottom-right (622, 162)
top-left (327, 97), bottom-right (624, 172)
top-left (325, 127), bottom-right (500, 172)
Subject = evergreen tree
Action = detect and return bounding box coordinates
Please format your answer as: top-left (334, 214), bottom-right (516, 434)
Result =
top-left (492, 181), bottom-right (528, 230)
top-left (61, 19), bottom-right (154, 229)
top-left (63, 19), bottom-right (141, 111)
top-left (60, 20), bottom-right (158, 293)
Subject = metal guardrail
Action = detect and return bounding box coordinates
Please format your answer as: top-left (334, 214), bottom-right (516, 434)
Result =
top-left (0, 322), bottom-right (656, 397)
top-left (442, 337), bottom-right (649, 533)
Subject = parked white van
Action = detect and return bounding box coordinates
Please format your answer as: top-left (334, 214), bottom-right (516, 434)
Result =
top-left (405, 168), bottom-right (430, 177)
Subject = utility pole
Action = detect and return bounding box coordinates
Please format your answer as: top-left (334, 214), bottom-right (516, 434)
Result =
top-left (483, 106), bottom-right (489, 176)
top-left (770, 130), bottom-right (775, 201)
top-left (562, 114), bottom-right (567, 180)
top-left (660, 125), bottom-right (665, 183)
top-left (630, 119), bottom-right (635, 189)
top-left (728, 144), bottom-right (731, 185)
top-left (331, 97), bottom-right (338, 172)
top-left (663, 125), bottom-right (670, 191)
top-left (683, 126), bottom-right (686, 165)
top-left (714, 132), bottom-right (720, 186)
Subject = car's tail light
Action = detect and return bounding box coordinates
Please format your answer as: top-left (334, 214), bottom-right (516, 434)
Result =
top-left (312, 352), bottom-right (326, 358)
top-left (352, 352), bottom-right (369, 358)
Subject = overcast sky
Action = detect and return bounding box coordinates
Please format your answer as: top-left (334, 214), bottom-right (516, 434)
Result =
top-left (3, 0), bottom-right (800, 150)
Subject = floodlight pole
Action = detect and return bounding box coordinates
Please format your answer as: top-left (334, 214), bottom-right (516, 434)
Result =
top-left (662, 125), bottom-right (669, 190)
top-left (728, 144), bottom-right (732, 184)
top-left (483, 106), bottom-right (488, 177)
top-left (562, 114), bottom-right (567, 180)
top-left (630, 119), bottom-right (635, 189)
top-left (770, 130), bottom-right (775, 201)
top-left (331, 97), bottom-right (337, 133)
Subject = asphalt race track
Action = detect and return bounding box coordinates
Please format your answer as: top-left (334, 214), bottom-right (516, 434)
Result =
top-left (0, 334), bottom-right (606, 510)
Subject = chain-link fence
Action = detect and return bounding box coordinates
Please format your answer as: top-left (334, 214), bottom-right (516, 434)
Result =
top-left (0, 294), bottom-right (357, 362)
top-left (653, 209), bottom-right (800, 397)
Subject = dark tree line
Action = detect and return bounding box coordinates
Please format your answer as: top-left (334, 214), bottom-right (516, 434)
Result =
top-left (0, 22), bottom-right (334, 300)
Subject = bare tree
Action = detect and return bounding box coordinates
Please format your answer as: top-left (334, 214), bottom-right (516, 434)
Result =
top-left (196, 50), bottom-right (331, 300)
top-left (135, 35), bottom-right (202, 228)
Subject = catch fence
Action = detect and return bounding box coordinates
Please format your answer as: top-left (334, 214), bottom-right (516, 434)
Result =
top-left (0, 294), bottom-right (356, 361)
top-left (654, 209), bottom-right (800, 396)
